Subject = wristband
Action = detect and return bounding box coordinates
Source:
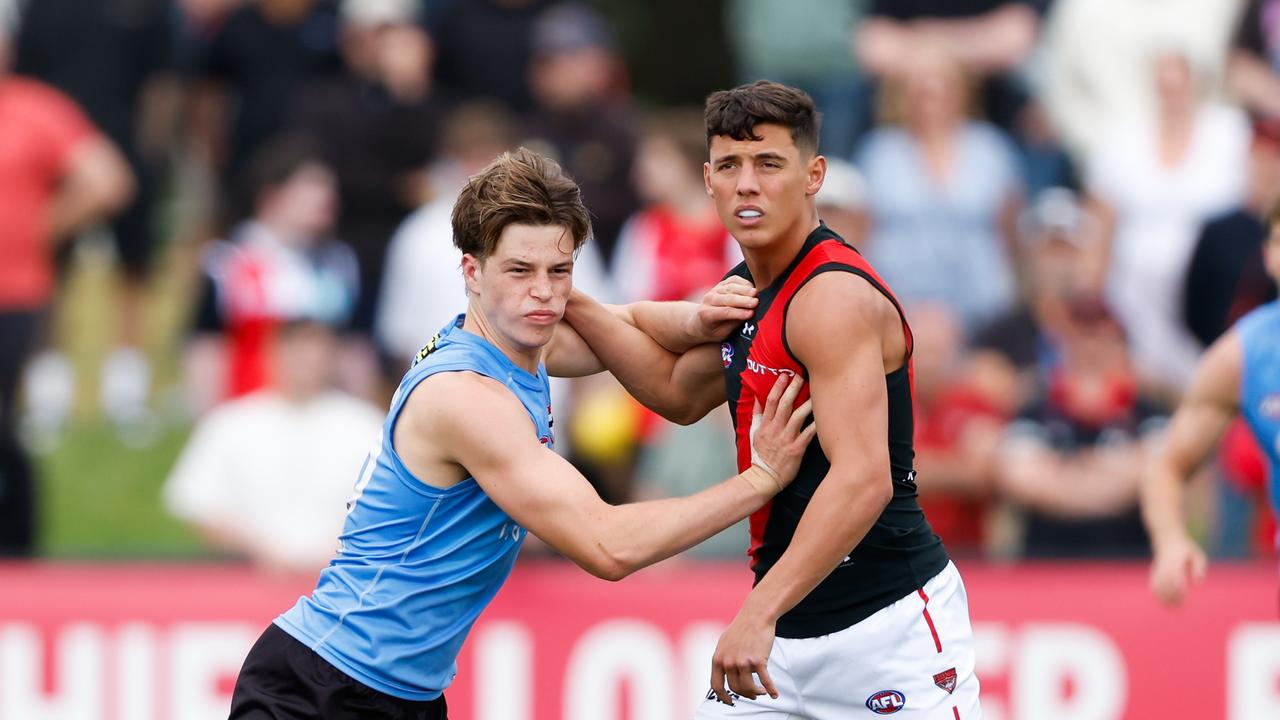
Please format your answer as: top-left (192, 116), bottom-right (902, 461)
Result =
top-left (742, 463), bottom-right (782, 496)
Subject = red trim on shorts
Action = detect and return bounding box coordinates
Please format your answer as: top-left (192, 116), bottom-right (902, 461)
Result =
top-left (952, 707), bottom-right (961, 719)
top-left (918, 588), bottom-right (942, 653)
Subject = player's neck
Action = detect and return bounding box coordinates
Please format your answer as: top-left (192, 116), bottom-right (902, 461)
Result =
top-left (742, 215), bottom-right (819, 288)
top-left (461, 300), bottom-right (541, 374)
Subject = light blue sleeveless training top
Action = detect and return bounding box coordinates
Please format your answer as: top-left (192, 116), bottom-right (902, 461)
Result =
top-left (276, 314), bottom-right (552, 700)
top-left (1238, 300), bottom-right (1280, 515)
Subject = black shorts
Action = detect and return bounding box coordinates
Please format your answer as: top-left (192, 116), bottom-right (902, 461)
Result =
top-left (229, 624), bottom-right (448, 719)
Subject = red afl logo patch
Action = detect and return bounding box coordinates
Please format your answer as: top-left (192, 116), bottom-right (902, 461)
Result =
top-left (721, 342), bottom-right (734, 368)
top-left (866, 690), bottom-right (906, 714)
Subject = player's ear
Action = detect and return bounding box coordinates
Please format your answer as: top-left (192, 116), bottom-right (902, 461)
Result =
top-left (806, 154), bottom-right (827, 197)
top-left (703, 161), bottom-right (714, 196)
top-left (461, 253), bottom-right (483, 296)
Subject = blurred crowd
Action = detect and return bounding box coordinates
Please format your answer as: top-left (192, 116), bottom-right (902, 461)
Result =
top-left (1, 0), bottom-right (1278, 571)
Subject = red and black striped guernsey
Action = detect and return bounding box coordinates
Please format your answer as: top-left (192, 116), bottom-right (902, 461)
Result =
top-left (720, 222), bottom-right (950, 639)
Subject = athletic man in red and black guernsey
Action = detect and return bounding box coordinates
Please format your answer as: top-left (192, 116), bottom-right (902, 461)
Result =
top-left (564, 80), bottom-right (982, 718)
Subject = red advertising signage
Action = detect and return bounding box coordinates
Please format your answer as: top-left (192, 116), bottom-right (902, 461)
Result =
top-left (0, 561), bottom-right (1276, 719)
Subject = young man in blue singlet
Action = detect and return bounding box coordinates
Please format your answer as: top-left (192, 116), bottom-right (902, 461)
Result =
top-left (1143, 205), bottom-right (1280, 606)
top-left (228, 148), bottom-right (816, 718)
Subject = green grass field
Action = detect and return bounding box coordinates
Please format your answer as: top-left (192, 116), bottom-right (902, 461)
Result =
top-left (38, 421), bottom-right (206, 558)
top-left (33, 232), bottom-right (213, 559)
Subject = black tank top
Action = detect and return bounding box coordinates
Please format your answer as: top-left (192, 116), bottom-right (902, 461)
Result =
top-left (721, 223), bottom-right (949, 638)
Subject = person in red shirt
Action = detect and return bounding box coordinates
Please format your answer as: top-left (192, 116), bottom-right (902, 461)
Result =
top-left (0, 1), bottom-right (134, 554)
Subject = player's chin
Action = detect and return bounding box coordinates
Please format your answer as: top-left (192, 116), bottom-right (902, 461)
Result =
top-left (520, 318), bottom-right (560, 346)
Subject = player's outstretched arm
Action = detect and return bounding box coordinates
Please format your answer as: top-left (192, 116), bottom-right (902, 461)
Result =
top-left (1142, 331), bottom-right (1242, 606)
top-left (625, 276), bottom-right (760, 353)
top-left (403, 370), bottom-right (814, 581)
top-left (560, 288), bottom-right (731, 425)
top-left (707, 273), bottom-right (895, 705)
top-left (542, 277), bottom-right (756, 378)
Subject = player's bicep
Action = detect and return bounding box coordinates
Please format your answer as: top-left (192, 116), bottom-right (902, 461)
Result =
top-left (1161, 332), bottom-right (1243, 474)
top-left (431, 377), bottom-right (611, 560)
top-left (788, 276), bottom-right (891, 476)
top-left (668, 343), bottom-right (729, 423)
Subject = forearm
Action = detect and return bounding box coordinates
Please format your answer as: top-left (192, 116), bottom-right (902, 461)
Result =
top-left (627, 300), bottom-right (704, 353)
top-left (737, 474), bottom-right (890, 622)
top-left (564, 291), bottom-right (715, 422)
top-left (923, 5), bottom-right (1037, 74)
top-left (1142, 457), bottom-right (1192, 547)
top-left (47, 184), bottom-right (122, 240)
top-left (1001, 456), bottom-right (1138, 518)
top-left (46, 141), bottom-right (135, 241)
top-left (597, 467), bottom-right (775, 578)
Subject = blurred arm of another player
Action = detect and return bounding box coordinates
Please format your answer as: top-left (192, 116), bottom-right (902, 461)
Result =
top-left (47, 135), bottom-right (136, 241)
top-left (708, 273), bottom-right (897, 705)
top-left (1141, 331), bottom-right (1243, 607)
top-left (549, 279), bottom-right (757, 424)
top-left (396, 368), bottom-right (814, 581)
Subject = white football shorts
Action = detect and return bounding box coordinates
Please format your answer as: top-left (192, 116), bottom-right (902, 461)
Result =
top-left (694, 561), bottom-right (981, 719)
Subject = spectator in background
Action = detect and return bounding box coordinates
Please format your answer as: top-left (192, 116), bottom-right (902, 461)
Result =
top-left (726, 0), bottom-right (869, 157)
top-left (15, 0), bottom-right (177, 435)
top-left (855, 45), bottom-right (1023, 334)
top-left (971, 188), bottom-right (1093, 407)
top-left (1184, 119), bottom-right (1280, 346)
top-left (0, 0), bottom-right (135, 554)
top-left (431, 0), bottom-right (551, 114)
top-left (192, 0), bottom-right (342, 192)
top-left (185, 135), bottom-right (358, 414)
top-left (1229, 0), bottom-right (1280, 120)
top-left (996, 297), bottom-right (1167, 559)
top-left (165, 317), bottom-right (383, 574)
top-left (911, 303), bottom-right (1007, 556)
top-left (522, 2), bottom-right (638, 265)
top-left (814, 156), bottom-right (868, 247)
top-left (613, 108), bottom-right (738, 305)
top-left (1087, 50), bottom-right (1249, 399)
top-left (1039, 0), bottom-right (1240, 165)
top-left (291, 0), bottom-right (449, 397)
top-left (854, 0), bottom-right (1039, 132)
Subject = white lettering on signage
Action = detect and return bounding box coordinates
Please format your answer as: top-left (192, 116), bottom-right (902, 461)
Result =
top-left (1229, 624), bottom-right (1280, 720)
top-left (564, 620), bottom-right (674, 720)
top-left (1010, 624), bottom-right (1126, 720)
top-left (475, 622), bottom-right (532, 720)
top-left (170, 624), bottom-right (257, 720)
top-left (4, 618), bottom-right (1280, 718)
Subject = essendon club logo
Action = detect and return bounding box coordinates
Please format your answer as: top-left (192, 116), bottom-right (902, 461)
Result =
top-left (933, 667), bottom-right (958, 694)
top-left (865, 690), bottom-right (906, 714)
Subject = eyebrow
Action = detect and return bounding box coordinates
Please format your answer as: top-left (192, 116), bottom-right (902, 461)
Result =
top-left (500, 259), bottom-right (574, 269)
top-left (712, 151), bottom-right (789, 164)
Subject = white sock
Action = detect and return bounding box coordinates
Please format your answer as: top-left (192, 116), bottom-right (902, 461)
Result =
top-left (23, 351), bottom-right (75, 433)
top-left (100, 346), bottom-right (151, 425)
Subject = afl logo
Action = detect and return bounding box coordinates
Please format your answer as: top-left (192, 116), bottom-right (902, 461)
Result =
top-left (1261, 394), bottom-right (1280, 420)
top-left (866, 690), bottom-right (906, 714)
top-left (721, 342), bottom-right (734, 368)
